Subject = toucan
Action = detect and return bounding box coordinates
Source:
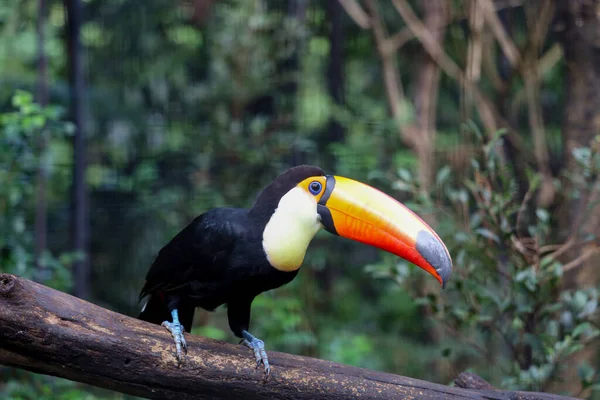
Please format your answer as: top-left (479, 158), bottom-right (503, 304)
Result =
top-left (138, 165), bottom-right (452, 378)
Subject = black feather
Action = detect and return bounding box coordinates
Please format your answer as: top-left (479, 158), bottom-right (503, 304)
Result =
top-left (138, 165), bottom-right (325, 337)
top-left (249, 165), bottom-right (324, 223)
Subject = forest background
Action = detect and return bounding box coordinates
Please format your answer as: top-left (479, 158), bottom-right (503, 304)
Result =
top-left (1, 0), bottom-right (600, 399)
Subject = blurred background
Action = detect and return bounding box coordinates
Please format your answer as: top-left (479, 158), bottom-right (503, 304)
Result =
top-left (1, 0), bottom-right (600, 398)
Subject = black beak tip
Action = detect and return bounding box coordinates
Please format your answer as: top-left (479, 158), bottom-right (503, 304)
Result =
top-left (415, 230), bottom-right (452, 289)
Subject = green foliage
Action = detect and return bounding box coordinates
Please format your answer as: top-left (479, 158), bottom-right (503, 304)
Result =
top-left (383, 124), bottom-right (600, 394)
top-left (0, 91), bottom-right (76, 289)
top-left (1, 369), bottom-right (130, 400)
top-left (0, 91), bottom-right (104, 399)
top-left (1, 1), bottom-right (596, 398)
top-left (252, 291), bottom-right (317, 353)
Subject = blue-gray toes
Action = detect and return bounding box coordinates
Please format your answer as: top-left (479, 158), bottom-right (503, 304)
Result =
top-left (162, 320), bottom-right (187, 366)
top-left (241, 330), bottom-right (270, 380)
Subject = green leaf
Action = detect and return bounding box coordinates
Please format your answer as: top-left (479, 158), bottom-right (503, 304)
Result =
top-left (572, 147), bottom-right (591, 166)
top-left (397, 168), bottom-right (412, 182)
top-left (572, 322), bottom-right (592, 338)
top-left (516, 268), bottom-right (538, 292)
top-left (392, 180), bottom-right (412, 192)
top-left (578, 363), bottom-right (596, 384)
top-left (436, 165), bottom-right (451, 186)
top-left (589, 383), bottom-right (600, 392)
top-left (536, 209), bottom-right (549, 223)
top-left (12, 90), bottom-right (33, 108)
top-left (475, 228), bottom-right (500, 244)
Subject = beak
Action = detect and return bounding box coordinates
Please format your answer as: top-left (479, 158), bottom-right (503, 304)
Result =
top-left (317, 176), bottom-right (452, 288)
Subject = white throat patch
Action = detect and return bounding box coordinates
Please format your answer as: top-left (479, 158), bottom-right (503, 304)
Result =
top-left (262, 187), bottom-right (322, 272)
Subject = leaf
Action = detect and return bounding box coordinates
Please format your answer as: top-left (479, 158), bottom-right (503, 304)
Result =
top-left (469, 212), bottom-right (482, 229)
top-left (12, 90), bottom-right (33, 108)
top-left (511, 317), bottom-right (524, 330)
top-left (572, 322), bottom-right (599, 339)
top-left (578, 363), bottom-right (596, 384)
top-left (572, 147), bottom-right (591, 166)
top-left (436, 165), bottom-right (451, 186)
top-left (589, 383), bottom-right (600, 392)
top-left (516, 268), bottom-right (538, 292)
top-left (456, 189), bottom-right (468, 204)
top-left (536, 209), bottom-right (549, 223)
top-left (464, 120), bottom-right (483, 140)
top-left (392, 180), bottom-right (412, 192)
top-left (452, 308), bottom-right (469, 321)
top-left (475, 228), bottom-right (500, 244)
top-left (394, 101), bottom-right (415, 125)
top-left (397, 168), bottom-right (412, 182)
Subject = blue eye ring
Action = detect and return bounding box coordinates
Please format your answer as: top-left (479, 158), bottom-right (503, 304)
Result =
top-left (309, 181), bottom-right (322, 195)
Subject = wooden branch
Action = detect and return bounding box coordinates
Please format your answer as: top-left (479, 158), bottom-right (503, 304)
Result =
top-left (381, 27), bottom-right (414, 56)
top-left (454, 371), bottom-right (496, 390)
top-left (480, 0), bottom-right (522, 67)
top-left (364, 0), bottom-right (419, 150)
top-left (0, 274), bottom-right (579, 400)
top-left (337, 0), bottom-right (370, 29)
top-left (391, 0), bottom-right (535, 157)
top-left (390, 0), bottom-right (499, 134)
top-left (467, 0), bottom-right (485, 82)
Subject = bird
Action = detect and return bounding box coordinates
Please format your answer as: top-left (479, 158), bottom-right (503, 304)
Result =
top-left (138, 165), bottom-right (452, 379)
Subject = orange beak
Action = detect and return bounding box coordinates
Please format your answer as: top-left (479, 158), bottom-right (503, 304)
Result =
top-left (317, 176), bottom-right (452, 288)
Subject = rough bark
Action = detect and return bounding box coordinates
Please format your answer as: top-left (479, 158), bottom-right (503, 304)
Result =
top-left (0, 274), bottom-right (579, 400)
top-left (454, 371), bottom-right (496, 391)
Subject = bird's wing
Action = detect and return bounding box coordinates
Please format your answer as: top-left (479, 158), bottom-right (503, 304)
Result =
top-left (138, 208), bottom-right (247, 300)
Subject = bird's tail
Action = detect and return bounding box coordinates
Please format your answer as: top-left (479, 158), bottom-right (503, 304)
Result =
top-left (138, 294), bottom-right (196, 333)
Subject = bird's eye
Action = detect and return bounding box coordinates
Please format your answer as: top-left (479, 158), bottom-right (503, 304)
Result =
top-left (309, 181), bottom-right (322, 195)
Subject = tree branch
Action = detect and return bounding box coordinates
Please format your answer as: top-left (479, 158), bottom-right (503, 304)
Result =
top-left (480, 0), bottom-right (521, 68)
top-left (338, 0), bottom-right (370, 29)
top-left (0, 274), bottom-right (579, 400)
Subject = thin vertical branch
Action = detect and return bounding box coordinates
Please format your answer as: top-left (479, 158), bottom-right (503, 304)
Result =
top-left (466, 0), bottom-right (484, 82)
top-left (524, 0), bottom-right (555, 207)
top-left (480, 0), bottom-right (521, 68)
top-left (364, 0), bottom-right (417, 149)
top-left (390, 0), bottom-right (499, 134)
top-left (414, 0), bottom-right (447, 193)
top-left (337, 0), bottom-right (370, 29)
top-left (463, 0), bottom-right (484, 134)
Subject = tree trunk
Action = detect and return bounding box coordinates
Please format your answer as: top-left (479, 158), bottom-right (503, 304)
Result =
top-left (558, 0), bottom-right (600, 253)
top-left (0, 274), bottom-right (579, 400)
top-left (65, 0), bottom-right (90, 299)
top-left (554, 0), bottom-right (600, 396)
top-left (326, 0), bottom-right (345, 165)
top-left (34, 0), bottom-right (48, 283)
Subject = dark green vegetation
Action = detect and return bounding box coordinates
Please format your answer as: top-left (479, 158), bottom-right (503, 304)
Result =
top-left (1, 1), bottom-right (599, 399)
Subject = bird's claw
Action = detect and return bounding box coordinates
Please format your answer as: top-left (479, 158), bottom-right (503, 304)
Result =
top-left (241, 337), bottom-right (271, 380)
top-left (162, 320), bottom-right (187, 366)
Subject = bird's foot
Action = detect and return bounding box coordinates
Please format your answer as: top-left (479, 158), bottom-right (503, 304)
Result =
top-left (162, 320), bottom-right (187, 366)
top-left (241, 331), bottom-right (270, 380)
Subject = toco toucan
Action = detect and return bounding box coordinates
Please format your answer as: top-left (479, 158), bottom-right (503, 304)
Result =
top-left (138, 165), bottom-right (452, 378)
